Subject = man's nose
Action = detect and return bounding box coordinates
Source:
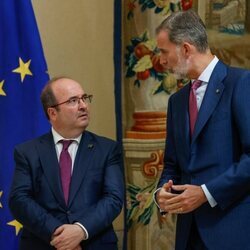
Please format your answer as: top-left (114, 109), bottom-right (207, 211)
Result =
top-left (159, 55), bottom-right (165, 65)
top-left (78, 98), bottom-right (87, 108)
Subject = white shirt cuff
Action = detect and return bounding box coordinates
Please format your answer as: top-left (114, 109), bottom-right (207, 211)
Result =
top-left (74, 222), bottom-right (89, 240)
top-left (201, 184), bottom-right (217, 207)
top-left (153, 188), bottom-right (161, 209)
top-left (153, 188), bottom-right (167, 214)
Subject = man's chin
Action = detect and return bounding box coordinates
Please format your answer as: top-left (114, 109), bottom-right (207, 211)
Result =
top-left (77, 118), bottom-right (89, 129)
top-left (172, 71), bottom-right (187, 80)
top-left (81, 120), bottom-right (89, 127)
top-left (168, 69), bottom-right (182, 79)
top-left (77, 123), bottom-right (89, 132)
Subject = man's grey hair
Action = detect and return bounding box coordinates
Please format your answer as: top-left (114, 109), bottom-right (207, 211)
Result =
top-left (156, 10), bottom-right (209, 53)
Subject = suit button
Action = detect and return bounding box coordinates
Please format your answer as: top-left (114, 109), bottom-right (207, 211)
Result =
top-left (67, 210), bottom-right (71, 215)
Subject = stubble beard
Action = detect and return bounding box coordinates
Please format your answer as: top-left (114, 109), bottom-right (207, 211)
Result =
top-left (172, 49), bottom-right (189, 80)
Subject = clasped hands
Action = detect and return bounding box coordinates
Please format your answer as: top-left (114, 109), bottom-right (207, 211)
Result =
top-left (156, 180), bottom-right (207, 214)
top-left (50, 224), bottom-right (85, 250)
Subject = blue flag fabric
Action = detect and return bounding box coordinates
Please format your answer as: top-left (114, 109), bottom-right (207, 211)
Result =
top-left (0, 1), bottom-right (50, 249)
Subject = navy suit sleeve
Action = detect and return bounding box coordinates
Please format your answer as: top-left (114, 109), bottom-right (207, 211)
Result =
top-left (157, 95), bottom-right (181, 189)
top-left (70, 141), bottom-right (124, 238)
top-left (206, 70), bottom-right (250, 209)
top-left (9, 146), bottom-right (62, 243)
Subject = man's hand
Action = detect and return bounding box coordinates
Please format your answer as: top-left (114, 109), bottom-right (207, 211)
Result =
top-left (165, 184), bottom-right (207, 214)
top-left (156, 180), bottom-right (178, 212)
top-left (72, 246), bottom-right (82, 250)
top-left (50, 224), bottom-right (84, 250)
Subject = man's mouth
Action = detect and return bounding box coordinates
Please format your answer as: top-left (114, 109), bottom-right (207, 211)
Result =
top-left (78, 113), bottom-right (88, 119)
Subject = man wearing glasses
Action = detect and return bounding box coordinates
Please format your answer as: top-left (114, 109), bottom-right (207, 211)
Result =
top-left (9, 77), bottom-right (124, 250)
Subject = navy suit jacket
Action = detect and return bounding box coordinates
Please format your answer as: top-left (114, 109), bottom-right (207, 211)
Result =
top-left (157, 61), bottom-right (250, 250)
top-left (9, 130), bottom-right (124, 250)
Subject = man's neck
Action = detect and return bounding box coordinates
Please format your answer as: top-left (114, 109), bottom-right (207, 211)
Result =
top-left (188, 51), bottom-right (214, 79)
top-left (52, 126), bottom-right (84, 139)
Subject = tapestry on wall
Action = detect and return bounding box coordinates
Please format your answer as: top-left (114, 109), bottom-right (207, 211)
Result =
top-left (116, 0), bottom-right (250, 249)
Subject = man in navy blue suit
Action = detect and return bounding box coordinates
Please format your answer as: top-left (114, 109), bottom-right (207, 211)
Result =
top-left (155, 10), bottom-right (250, 250)
top-left (9, 77), bottom-right (124, 250)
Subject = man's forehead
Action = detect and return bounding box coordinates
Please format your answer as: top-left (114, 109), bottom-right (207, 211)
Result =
top-left (53, 78), bottom-right (81, 89)
top-left (52, 79), bottom-right (84, 97)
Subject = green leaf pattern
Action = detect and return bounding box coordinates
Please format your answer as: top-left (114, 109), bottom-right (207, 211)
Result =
top-left (126, 180), bottom-right (158, 229)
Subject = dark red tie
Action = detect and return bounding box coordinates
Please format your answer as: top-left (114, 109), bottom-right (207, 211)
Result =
top-left (59, 140), bottom-right (73, 204)
top-left (189, 80), bottom-right (202, 136)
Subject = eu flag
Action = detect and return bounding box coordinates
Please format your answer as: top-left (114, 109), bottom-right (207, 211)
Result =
top-left (0, 1), bottom-right (50, 249)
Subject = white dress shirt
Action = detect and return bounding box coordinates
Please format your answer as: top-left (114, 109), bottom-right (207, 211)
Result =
top-left (52, 127), bottom-right (82, 172)
top-left (194, 55), bottom-right (219, 111)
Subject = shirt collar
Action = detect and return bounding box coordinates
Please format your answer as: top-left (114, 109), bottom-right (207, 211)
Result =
top-left (51, 127), bottom-right (82, 145)
top-left (196, 56), bottom-right (219, 83)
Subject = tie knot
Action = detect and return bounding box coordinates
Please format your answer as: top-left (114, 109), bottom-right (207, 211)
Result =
top-left (60, 140), bottom-right (73, 151)
top-left (191, 80), bottom-right (202, 91)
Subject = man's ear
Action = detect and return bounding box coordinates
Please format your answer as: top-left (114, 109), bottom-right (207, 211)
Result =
top-left (182, 42), bottom-right (193, 57)
top-left (47, 107), bottom-right (57, 121)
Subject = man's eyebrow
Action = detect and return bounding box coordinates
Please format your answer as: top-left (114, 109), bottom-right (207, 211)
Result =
top-left (68, 94), bottom-right (85, 99)
top-left (159, 48), bottom-right (167, 52)
top-left (68, 95), bottom-right (78, 99)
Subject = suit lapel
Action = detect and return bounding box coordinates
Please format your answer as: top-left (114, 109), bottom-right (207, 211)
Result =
top-left (174, 84), bottom-right (191, 157)
top-left (192, 61), bottom-right (227, 143)
top-left (38, 132), bottom-right (66, 207)
top-left (68, 131), bottom-right (95, 207)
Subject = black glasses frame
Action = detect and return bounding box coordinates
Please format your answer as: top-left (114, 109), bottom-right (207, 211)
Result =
top-left (50, 94), bottom-right (93, 108)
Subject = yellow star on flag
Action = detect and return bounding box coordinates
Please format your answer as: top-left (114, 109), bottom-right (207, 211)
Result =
top-left (0, 191), bottom-right (3, 208)
top-left (12, 57), bottom-right (33, 82)
top-left (7, 220), bottom-right (23, 235)
top-left (0, 80), bottom-right (6, 96)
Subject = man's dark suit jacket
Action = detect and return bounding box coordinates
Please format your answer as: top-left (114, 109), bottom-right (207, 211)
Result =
top-left (9, 130), bottom-right (124, 250)
top-left (157, 61), bottom-right (250, 250)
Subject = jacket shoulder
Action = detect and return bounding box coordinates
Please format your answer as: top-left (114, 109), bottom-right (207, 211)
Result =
top-left (15, 132), bottom-right (51, 150)
top-left (84, 130), bottom-right (117, 145)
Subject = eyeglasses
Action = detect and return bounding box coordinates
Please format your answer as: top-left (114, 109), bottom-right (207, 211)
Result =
top-left (50, 94), bottom-right (93, 108)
